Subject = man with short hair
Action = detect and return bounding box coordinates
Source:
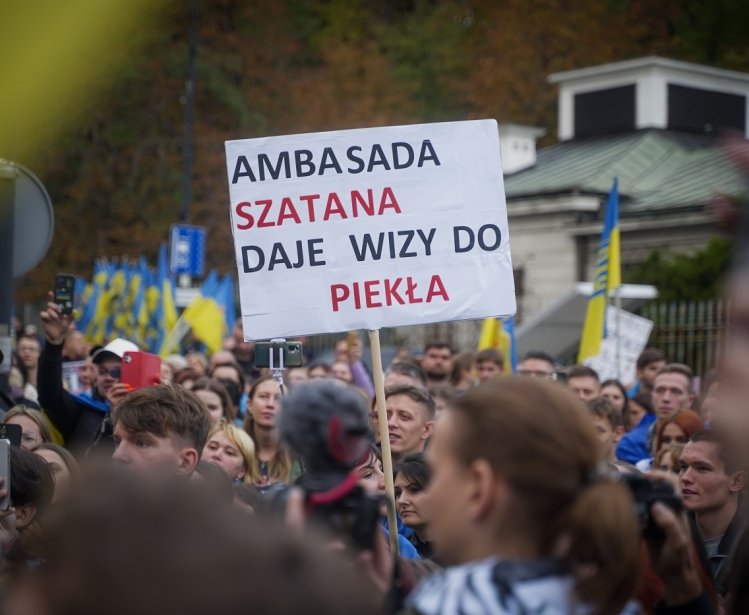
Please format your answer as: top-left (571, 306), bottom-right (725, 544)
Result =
top-left (112, 384), bottom-right (211, 476)
top-left (627, 347), bottom-right (667, 398)
top-left (567, 365), bottom-right (601, 403)
top-left (222, 318), bottom-right (261, 381)
top-left (475, 348), bottom-right (504, 382)
top-left (420, 342), bottom-right (453, 386)
top-left (587, 397), bottom-right (624, 462)
top-left (679, 431), bottom-right (746, 593)
top-left (385, 384), bottom-right (435, 463)
top-left (62, 330), bottom-right (87, 362)
top-left (653, 363), bottom-right (694, 420)
top-left (517, 351), bottom-right (556, 379)
top-left (384, 361), bottom-right (427, 389)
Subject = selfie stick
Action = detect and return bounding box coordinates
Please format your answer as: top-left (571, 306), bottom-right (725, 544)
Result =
top-left (268, 338), bottom-right (287, 396)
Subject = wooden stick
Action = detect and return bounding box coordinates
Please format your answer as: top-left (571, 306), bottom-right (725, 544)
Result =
top-left (368, 328), bottom-right (400, 556)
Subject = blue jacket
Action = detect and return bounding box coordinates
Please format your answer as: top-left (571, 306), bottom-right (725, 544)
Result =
top-left (616, 413), bottom-right (656, 464)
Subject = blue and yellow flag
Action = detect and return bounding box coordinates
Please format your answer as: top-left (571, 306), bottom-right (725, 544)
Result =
top-left (180, 270), bottom-right (228, 354)
top-left (578, 178), bottom-right (621, 362)
top-left (477, 316), bottom-right (518, 374)
top-left (155, 243), bottom-right (178, 353)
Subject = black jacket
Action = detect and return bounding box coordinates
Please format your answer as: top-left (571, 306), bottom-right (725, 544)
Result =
top-left (37, 342), bottom-right (114, 456)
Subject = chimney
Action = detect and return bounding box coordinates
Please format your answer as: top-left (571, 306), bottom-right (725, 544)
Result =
top-left (499, 124), bottom-right (546, 174)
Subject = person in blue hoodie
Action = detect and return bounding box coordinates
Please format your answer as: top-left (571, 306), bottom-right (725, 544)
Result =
top-left (616, 393), bottom-right (657, 464)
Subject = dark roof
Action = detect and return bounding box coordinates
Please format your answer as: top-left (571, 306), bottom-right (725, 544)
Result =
top-left (504, 130), bottom-right (744, 214)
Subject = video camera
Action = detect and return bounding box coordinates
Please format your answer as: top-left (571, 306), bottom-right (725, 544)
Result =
top-left (621, 473), bottom-right (683, 541)
top-left (277, 381), bottom-right (384, 550)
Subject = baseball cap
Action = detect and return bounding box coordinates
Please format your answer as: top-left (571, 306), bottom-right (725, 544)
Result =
top-left (91, 338), bottom-right (139, 364)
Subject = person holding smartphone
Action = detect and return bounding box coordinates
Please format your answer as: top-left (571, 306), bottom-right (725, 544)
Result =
top-left (37, 293), bottom-right (138, 456)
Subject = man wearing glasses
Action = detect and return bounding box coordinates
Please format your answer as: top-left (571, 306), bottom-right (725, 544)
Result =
top-left (516, 350), bottom-right (557, 380)
top-left (38, 295), bottom-right (138, 456)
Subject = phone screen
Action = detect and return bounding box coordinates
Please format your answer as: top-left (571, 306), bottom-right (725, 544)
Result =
top-left (55, 274), bottom-right (76, 315)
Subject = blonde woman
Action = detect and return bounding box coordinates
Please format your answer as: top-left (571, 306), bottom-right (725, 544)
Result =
top-left (201, 422), bottom-right (259, 484)
top-left (4, 405), bottom-right (53, 451)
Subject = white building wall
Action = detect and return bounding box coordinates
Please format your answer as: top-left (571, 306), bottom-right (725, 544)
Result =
top-left (508, 209), bottom-right (580, 320)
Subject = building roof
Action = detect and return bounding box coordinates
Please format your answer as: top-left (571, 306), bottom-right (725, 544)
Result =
top-left (504, 129), bottom-right (744, 215)
top-left (548, 56), bottom-right (749, 87)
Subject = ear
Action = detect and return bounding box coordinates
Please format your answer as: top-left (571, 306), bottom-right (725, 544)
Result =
top-left (730, 470), bottom-right (746, 493)
top-left (613, 426), bottom-right (625, 444)
top-left (177, 448), bottom-right (200, 476)
top-left (421, 420), bottom-right (434, 442)
top-left (14, 503), bottom-right (37, 530)
top-left (465, 459), bottom-right (503, 523)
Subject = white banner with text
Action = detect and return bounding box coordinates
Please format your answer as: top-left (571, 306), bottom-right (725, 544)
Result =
top-left (225, 120), bottom-right (516, 340)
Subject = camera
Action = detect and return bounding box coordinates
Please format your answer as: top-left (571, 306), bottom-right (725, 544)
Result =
top-left (621, 473), bottom-right (683, 541)
top-left (254, 339), bottom-right (304, 368)
top-left (278, 381), bottom-right (383, 551)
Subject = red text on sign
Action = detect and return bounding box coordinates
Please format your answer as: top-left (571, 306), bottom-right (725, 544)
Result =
top-left (330, 275), bottom-right (449, 312)
top-left (234, 187), bottom-right (401, 230)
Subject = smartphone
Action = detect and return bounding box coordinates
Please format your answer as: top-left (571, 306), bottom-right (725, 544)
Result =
top-left (0, 439), bottom-right (10, 511)
top-left (0, 424), bottom-right (22, 448)
top-left (254, 340), bottom-right (304, 368)
top-left (121, 351), bottom-right (162, 390)
top-left (54, 273), bottom-right (76, 316)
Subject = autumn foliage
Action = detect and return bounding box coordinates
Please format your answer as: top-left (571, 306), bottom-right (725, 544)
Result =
top-left (15, 0), bottom-right (749, 302)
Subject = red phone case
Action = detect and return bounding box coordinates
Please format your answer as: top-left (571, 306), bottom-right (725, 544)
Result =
top-left (121, 351), bottom-right (162, 390)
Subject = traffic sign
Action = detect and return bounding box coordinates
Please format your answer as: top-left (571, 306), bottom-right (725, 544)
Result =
top-left (10, 162), bottom-right (54, 279)
top-left (169, 224), bottom-right (205, 276)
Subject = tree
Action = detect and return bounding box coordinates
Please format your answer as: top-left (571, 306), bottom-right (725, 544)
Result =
top-left (626, 238), bottom-right (732, 302)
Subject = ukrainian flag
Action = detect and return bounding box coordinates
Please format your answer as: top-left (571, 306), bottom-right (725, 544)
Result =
top-left (154, 243), bottom-right (178, 352)
top-left (577, 178), bottom-right (621, 362)
top-left (89, 260), bottom-right (116, 344)
top-left (477, 315), bottom-right (517, 374)
top-left (181, 270), bottom-right (228, 354)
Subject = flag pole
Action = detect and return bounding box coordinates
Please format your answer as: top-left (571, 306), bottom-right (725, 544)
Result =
top-left (615, 288), bottom-right (622, 381)
top-left (368, 328), bottom-right (400, 556)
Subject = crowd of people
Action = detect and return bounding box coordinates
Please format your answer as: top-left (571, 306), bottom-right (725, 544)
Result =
top-left (5, 128), bottom-right (749, 615)
top-left (1, 287), bottom-right (748, 615)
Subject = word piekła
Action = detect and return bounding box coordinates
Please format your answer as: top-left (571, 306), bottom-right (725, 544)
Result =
top-left (330, 275), bottom-right (449, 312)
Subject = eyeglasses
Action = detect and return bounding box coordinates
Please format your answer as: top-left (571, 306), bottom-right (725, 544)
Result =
top-left (98, 366), bottom-right (121, 379)
top-left (517, 369), bottom-right (557, 380)
top-left (21, 432), bottom-right (41, 445)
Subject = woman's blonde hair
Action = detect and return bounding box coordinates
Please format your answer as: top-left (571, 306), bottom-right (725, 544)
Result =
top-left (207, 422), bottom-right (260, 485)
top-left (451, 378), bottom-right (639, 615)
top-left (5, 405), bottom-right (53, 444)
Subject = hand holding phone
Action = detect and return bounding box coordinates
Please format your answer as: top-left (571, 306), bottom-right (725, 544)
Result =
top-left (121, 351), bottom-right (162, 391)
top-left (0, 424), bottom-right (22, 448)
top-left (54, 274), bottom-right (76, 316)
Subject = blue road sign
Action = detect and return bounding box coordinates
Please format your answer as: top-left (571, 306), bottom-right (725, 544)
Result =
top-left (170, 224), bottom-right (206, 276)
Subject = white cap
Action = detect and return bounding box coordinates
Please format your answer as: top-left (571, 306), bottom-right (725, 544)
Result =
top-left (91, 338), bottom-right (139, 364)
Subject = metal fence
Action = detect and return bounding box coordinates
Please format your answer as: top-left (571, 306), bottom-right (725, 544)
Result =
top-left (642, 300), bottom-right (730, 378)
top-left (17, 298), bottom-right (730, 377)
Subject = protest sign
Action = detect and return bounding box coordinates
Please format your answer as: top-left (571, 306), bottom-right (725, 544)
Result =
top-left (62, 360), bottom-right (87, 395)
top-left (225, 120), bottom-right (516, 340)
top-left (584, 306), bottom-right (653, 384)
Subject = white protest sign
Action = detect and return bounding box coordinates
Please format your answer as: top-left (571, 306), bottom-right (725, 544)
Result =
top-left (61, 360), bottom-right (87, 395)
top-left (584, 306), bottom-right (653, 384)
top-left (225, 120), bottom-right (516, 340)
